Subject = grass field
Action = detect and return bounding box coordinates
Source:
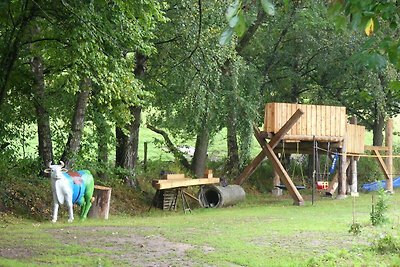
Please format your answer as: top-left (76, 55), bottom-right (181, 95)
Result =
top-left (1, 191), bottom-right (400, 267)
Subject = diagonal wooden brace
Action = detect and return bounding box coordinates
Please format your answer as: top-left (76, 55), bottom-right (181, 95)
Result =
top-left (373, 149), bottom-right (393, 192)
top-left (235, 109), bottom-right (304, 186)
top-left (253, 124), bottom-right (305, 205)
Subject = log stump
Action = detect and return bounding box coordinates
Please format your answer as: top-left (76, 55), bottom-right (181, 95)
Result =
top-left (88, 185), bottom-right (112, 219)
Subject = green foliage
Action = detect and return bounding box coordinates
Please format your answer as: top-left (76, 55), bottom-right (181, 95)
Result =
top-left (370, 189), bottom-right (390, 226)
top-left (0, 167), bottom-right (52, 221)
top-left (220, 0), bottom-right (276, 45)
top-left (247, 161), bottom-right (274, 193)
top-left (372, 234), bottom-right (400, 254)
top-left (348, 222), bottom-right (362, 236)
top-left (261, 0), bottom-right (275, 16)
top-left (329, 0), bottom-right (400, 69)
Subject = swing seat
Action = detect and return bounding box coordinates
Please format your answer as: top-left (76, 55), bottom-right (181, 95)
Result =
top-left (275, 184), bottom-right (306, 190)
top-left (316, 181), bottom-right (329, 190)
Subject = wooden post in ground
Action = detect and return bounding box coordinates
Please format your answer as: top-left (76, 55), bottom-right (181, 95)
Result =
top-left (385, 118), bottom-right (394, 193)
top-left (88, 185), bottom-right (112, 219)
top-left (253, 125), bottom-right (304, 206)
top-left (337, 137), bottom-right (347, 199)
top-left (272, 170), bottom-right (282, 196)
top-left (349, 116), bottom-right (359, 196)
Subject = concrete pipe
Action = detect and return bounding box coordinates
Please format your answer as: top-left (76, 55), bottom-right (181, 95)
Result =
top-left (198, 185), bottom-right (245, 208)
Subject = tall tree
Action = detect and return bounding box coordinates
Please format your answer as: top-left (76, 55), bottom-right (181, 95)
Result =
top-left (60, 78), bottom-right (91, 168)
top-left (31, 55), bottom-right (53, 166)
top-left (0, 0), bottom-right (165, 172)
top-left (115, 53), bottom-right (146, 174)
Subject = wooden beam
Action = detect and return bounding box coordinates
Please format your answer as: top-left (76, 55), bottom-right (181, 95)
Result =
top-left (326, 159), bottom-right (350, 195)
top-left (235, 151), bottom-right (266, 185)
top-left (163, 174), bottom-right (185, 180)
top-left (349, 116), bottom-right (359, 196)
top-left (235, 109), bottom-right (304, 185)
top-left (372, 149), bottom-right (391, 181)
top-left (254, 127), bottom-right (304, 206)
top-left (281, 135), bottom-right (344, 142)
top-left (269, 109), bottom-right (305, 147)
top-left (385, 118), bottom-right (394, 193)
top-left (152, 177), bottom-right (220, 190)
top-left (364, 145), bottom-right (389, 151)
top-left (337, 138), bottom-right (347, 198)
top-left (326, 172), bottom-right (339, 195)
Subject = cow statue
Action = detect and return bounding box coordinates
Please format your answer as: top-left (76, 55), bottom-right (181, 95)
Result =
top-left (44, 161), bottom-right (95, 223)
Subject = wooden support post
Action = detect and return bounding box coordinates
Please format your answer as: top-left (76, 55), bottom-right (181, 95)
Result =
top-left (373, 149), bottom-right (393, 183)
top-left (326, 172), bottom-right (339, 196)
top-left (272, 170), bottom-right (282, 196)
top-left (88, 185), bottom-right (112, 219)
top-left (235, 151), bottom-right (265, 185)
top-left (235, 109), bottom-right (304, 185)
top-left (350, 157), bottom-right (359, 196)
top-left (337, 138), bottom-right (347, 199)
top-left (385, 118), bottom-right (394, 193)
top-left (253, 126), bottom-right (304, 206)
top-left (326, 159), bottom-right (351, 196)
top-left (349, 116), bottom-right (359, 196)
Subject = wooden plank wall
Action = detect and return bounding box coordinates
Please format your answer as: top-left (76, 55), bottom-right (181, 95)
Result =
top-left (346, 124), bottom-right (365, 154)
top-left (264, 103), bottom-right (347, 139)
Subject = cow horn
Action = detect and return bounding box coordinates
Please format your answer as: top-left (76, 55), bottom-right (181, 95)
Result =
top-left (60, 161), bottom-right (65, 167)
top-left (48, 161), bottom-right (52, 168)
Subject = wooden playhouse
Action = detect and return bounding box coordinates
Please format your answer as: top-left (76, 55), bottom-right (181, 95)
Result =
top-left (235, 102), bottom-right (394, 205)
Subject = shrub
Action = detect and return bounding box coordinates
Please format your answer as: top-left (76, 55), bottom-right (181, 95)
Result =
top-left (370, 189), bottom-right (390, 226)
top-left (372, 234), bottom-right (400, 254)
top-left (348, 222), bottom-right (362, 236)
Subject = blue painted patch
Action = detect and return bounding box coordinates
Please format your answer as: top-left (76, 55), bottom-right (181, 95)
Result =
top-left (64, 171), bottom-right (87, 205)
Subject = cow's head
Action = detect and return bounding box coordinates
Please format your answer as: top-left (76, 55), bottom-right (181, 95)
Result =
top-left (44, 161), bottom-right (68, 179)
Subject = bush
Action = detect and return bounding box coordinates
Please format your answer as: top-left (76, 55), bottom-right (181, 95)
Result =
top-left (348, 222), bottom-right (362, 236)
top-left (370, 189), bottom-right (390, 226)
top-left (372, 234), bottom-right (400, 254)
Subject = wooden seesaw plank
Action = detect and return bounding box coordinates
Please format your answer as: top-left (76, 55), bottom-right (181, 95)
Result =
top-left (152, 177), bottom-right (220, 190)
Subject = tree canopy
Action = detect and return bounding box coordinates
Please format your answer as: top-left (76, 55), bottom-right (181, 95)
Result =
top-left (1, 0), bottom-right (399, 179)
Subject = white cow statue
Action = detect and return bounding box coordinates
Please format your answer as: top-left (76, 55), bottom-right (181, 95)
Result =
top-left (45, 161), bottom-right (94, 223)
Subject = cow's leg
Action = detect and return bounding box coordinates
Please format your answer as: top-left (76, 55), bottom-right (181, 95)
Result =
top-left (52, 202), bottom-right (59, 223)
top-left (66, 200), bottom-right (74, 223)
top-left (80, 189), bottom-right (94, 220)
top-left (79, 198), bottom-right (85, 218)
top-left (82, 199), bottom-right (92, 220)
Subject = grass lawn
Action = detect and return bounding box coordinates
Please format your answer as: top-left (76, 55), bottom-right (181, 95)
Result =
top-left (1, 191), bottom-right (400, 266)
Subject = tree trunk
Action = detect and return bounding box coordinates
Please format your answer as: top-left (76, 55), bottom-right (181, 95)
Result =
top-left (95, 113), bottom-right (109, 179)
top-left (191, 126), bottom-right (209, 177)
top-left (115, 53), bottom-right (146, 173)
top-left (115, 106), bottom-right (141, 170)
top-left (372, 102), bottom-right (385, 146)
top-left (221, 9), bottom-right (266, 179)
top-left (31, 56), bottom-right (53, 168)
top-left (60, 78), bottom-right (91, 168)
top-left (147, 125), bottom-right (192, 171)
top-left (226, 106), bottom-right (240, 178)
